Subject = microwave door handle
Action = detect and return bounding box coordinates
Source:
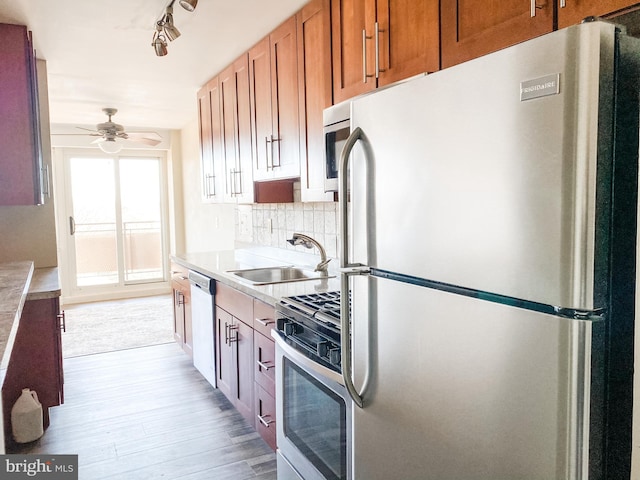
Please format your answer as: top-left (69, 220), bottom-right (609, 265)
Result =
top-left (339, 126), bottom-right (366, 409)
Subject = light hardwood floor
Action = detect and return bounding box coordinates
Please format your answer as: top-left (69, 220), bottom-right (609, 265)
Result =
top-left (9, 343), bottom-right (277, 480)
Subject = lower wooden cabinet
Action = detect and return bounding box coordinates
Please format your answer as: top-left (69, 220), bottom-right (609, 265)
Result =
top-left (215, 283), bottom-right (255, 426)
top-left (2, 296), bottom-right (64, 444)
top-left (171, 263), bottom-right (193, 357)
top-left (214, 282), bottom-right (278, 451)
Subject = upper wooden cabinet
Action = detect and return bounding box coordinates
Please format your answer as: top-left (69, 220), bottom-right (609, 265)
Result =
top-left (0, 23), bottom-right (44, 206)
top-left (331, 0), bottom-right (440, 104)
top-left (249, 16), bottom-right (301, 182)
top-left (220, 54), bottom-right (254, 203)
top-left (441, 1), bottom-right (553, 68)
top-left (297, 0), bottom-right (335, 202)
top-left (558, 0), bottom-right (640, 28)
top-left (197, 77), bottom-right (224, 203)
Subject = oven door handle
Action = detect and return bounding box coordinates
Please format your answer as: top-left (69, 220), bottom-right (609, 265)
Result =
top-left (272, 330), bottom-right (345, 386)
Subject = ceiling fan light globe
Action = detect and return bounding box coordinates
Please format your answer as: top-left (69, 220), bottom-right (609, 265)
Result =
top-left (179, 0), bottom-right (197, 12)
top-left (99, 138), bottom-right (122, 154)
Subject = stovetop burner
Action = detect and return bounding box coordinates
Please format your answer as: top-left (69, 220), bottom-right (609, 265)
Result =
top-left (279, 291), bottom-right (341, 327)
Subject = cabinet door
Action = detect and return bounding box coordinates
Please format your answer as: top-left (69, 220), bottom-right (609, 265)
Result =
top-left (255, 383), bottom-right (277, 451)
top-left (254, 331), bottom-right (276, 392)
top-left (0, 24), bottom-right (42, 205)
top-left (197, 84), bottom-right (214, 201)
top-left (298, 0), bottom-right (335, 202)
top-left (332, 0), bottom-right (377, 104)
top-left (216, 307), bottom-right (234, 401)
top-left (440, 0), bottom-right (553, 68)
top-left (235, 317), bottom-right (255, 424)
top-left (270, 16), bottom-right (301, 179)
top-left (197, 77), bottom-right (224, 202)
top-left (249, 37), bottom-right (273, 181)
top-left (220, 55), bottom-right (254, 204)
top-left (558, 0), bottom-right (638, 28)
top-left (376, 0), bottom-right (439, 87)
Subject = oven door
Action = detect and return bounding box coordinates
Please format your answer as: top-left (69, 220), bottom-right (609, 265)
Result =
top-left (273, 331), bottom-right (352, 480)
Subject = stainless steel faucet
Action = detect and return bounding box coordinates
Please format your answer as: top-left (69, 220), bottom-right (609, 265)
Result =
top-left (287, 233), bottom-right (331, 274)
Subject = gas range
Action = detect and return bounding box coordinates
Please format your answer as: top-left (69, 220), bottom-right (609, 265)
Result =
top-left (275, 291), bottom-right (342, 373)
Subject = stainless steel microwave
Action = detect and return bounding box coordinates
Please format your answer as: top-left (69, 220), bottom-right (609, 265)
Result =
top-left (323, 101), bottom-right (351, 192)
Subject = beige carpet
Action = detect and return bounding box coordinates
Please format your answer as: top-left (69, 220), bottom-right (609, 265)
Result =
top-left (61, 295), bottom-right (175, 358)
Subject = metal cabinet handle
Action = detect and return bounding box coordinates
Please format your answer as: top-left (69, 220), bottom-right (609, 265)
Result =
top-left (257, 414), bottom-right (273, 427)
top-left (205, 173), bottom-right (216, 197)
top-left (530, 0), bottom-right (543, 16)
top-left (560, 0), bottom-right (566, 7)
top-left (257, 360), bottom-right (273, 371)
top-left (255, 318), bottom-right (275, 327)
top-left (57, 311), bottom-right (66, 333)
top-left (362, 29), bottom-right (374, 84)
top-left (41, 164), bottom-right (50, 198)
top-left (374, 22), bottom-right (386, 78)
top-left (177, 291), bottom-right (185, 306)
top-left (228, 324), bottom-right (238, 343)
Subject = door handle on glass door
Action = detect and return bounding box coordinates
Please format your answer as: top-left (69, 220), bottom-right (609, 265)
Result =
top-left (69, 216), bottom-right (76, 236)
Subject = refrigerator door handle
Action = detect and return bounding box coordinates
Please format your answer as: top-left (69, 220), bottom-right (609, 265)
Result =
top-left (339, 126), bottom-right (366, 409)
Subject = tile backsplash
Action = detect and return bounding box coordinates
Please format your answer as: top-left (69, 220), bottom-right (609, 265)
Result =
top-left (235, 202), bottom-right (339, 259)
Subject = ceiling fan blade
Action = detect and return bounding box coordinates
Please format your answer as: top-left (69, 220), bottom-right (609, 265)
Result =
top-left (125, 131), bottom-right (163, 146)
top-left (91, 137), bottom-right (106, 144)
top-left (76, 126), bottom-right (101, 134)
top-left (51, 133), bottom-right (101, 136)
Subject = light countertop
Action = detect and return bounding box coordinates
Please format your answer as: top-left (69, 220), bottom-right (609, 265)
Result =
top-left (0, 261), bottom-right (34, 372)
top-left (0, 264), bottom-right (60, 373)
top-left (172, 246), bottom-right (341, 305)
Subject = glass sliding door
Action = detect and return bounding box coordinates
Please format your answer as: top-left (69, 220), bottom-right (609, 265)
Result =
top-left (62, 151), bottom-right (168, 298)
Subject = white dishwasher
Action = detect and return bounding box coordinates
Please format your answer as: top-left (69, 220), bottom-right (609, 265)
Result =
top-left (188, 270), bottom-right (216, 387)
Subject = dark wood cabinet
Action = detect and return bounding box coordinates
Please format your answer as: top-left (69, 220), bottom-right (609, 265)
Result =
top-left (441, 0), bottom-right (553, 68)
top-left (249, 16), bottom-right (301, 182)
top-left (332, 0), bottom-right (439, 103)
top-left (215, 282), bottom-right (254, 425)
top-left (197, 76), bottom-right (224, 202)
top-left (253, 300), bottom-right (276, 450)
top-left (297, 0), bottom-right (335, 202)
top-left (171, 263), bottom-right (192, 358)
top-left (2, 296), bottom-right (64, 444)
top-left (0, 23), bottom-right (44, 206)
top-left (558, 0), bottom-right (640, 28)
top-left (220, 54), bottom-right (254, 203)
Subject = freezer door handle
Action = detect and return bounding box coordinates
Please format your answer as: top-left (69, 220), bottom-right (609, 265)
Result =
top-left (339, 126), bottom-right (366, 409)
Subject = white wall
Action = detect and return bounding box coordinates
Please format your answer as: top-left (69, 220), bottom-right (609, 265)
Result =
top-left (179, 119), bottom-right (235, 253)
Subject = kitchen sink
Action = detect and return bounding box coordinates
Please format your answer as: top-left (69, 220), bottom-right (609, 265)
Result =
top-left (227, 266), bottom-right (333, 285)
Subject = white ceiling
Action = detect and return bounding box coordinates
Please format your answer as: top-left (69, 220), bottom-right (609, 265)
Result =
top-left (0, 0), bottom-right (307, 131)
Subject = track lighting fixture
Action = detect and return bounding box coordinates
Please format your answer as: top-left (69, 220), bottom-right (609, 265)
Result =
top-left (152, 21), bottom-right (168, 57)
top-left (151, 0), bottom-right (196, 56)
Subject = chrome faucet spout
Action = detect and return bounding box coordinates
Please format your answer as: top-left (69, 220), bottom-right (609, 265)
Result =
top-left (287, 233), bottom-right (331, 274)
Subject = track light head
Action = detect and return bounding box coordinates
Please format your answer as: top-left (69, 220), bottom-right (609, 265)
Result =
top-left (179, 0), bottom-right (197, 12)
top-left (152, 21), bottom-right (168, 56)
top-left (163, 6), bottom-right (181, 41)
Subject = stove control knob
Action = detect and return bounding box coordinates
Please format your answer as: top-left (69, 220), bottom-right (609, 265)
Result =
top-left (328, 346), bottom-right (341, 366)
top-left (284, 321), bottom-right (302, 336)
top-left (317, 341), bottom-right (329, 358)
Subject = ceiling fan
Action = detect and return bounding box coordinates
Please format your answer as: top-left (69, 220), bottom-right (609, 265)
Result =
top-left (54, 108), bottom-right (162, 153)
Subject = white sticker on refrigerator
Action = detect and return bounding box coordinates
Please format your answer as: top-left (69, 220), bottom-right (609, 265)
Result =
top-left (520, 74), bottom-right (560, 101)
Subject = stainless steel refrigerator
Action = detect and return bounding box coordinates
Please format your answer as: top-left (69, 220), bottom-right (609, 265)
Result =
top-left (338, 20), bottom-right (639, 480)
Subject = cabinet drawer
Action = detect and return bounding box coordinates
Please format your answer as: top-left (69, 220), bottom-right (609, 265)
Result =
top-left (254, 331), bottom-right (275, 393)
top-left (253, 299), bottom-right (276, 337)
top-left (171, 263), bottom-right (190, 289)
top-left (216, 282), bottom-right (253, 321)
top-left (255, 383), bottom-right (277, 451)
